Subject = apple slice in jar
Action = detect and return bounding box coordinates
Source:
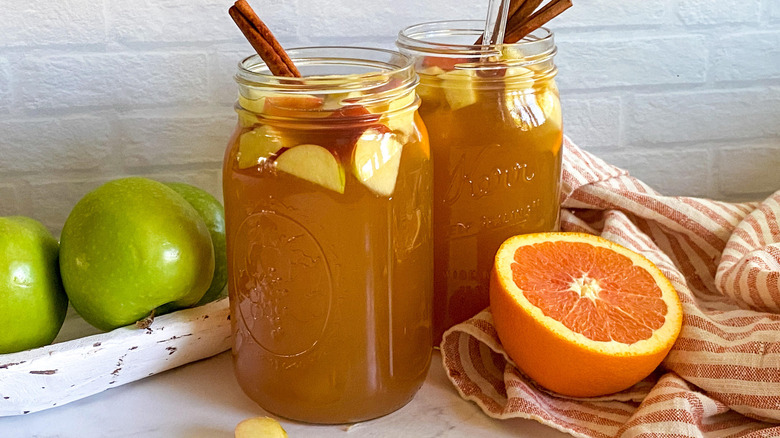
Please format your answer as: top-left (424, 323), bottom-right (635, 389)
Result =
top-left (439, 69), bottom-right (478, 111)
top-left (536, 82), bottom-right (562, 131)
top-left (355, 77), bottom-right (417, 140)
top-left (238, 90), bottom-right (324, 116)
top-left (503, 66), bottom-right (534, 89)
top-left (421, 56), bottom-right (469, 72)
top-left (322, 90), bottom-right (363, 110)
top-left (237, 125), bottom-right (288, 169)
top-left (264, 94), bottom-right (324, 115)
top-left (414, 65), bottom-right (447, 109)
top-left (322, 104), bottom-right (381, 158)
top-left (275, 144), bottom-right (346, 194)
top-left (237, 110), bottom-right (259, 128)
top-left (237, 88), bottom-right (269, 114)
top-left (352, 127), bottom-right (403, 197)
top-left (377, 92), bottom-right (416, 140)
top-left (418, 65), bottom-right (445, 77)
top-left (503, 74), bottom-right (560, 131)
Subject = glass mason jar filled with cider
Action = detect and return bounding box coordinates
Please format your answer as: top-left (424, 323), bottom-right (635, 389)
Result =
top-left (397, 21), bottom-right (563, 344)
top-left (223, 47), bottom-right (433, 424)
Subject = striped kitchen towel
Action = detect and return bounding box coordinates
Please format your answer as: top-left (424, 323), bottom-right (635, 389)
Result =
top-left (441, 136), bottom-right (780, 437)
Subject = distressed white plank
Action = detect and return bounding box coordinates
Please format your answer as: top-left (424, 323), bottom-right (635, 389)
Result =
top-left (0, 298), bottom-right (231, 416)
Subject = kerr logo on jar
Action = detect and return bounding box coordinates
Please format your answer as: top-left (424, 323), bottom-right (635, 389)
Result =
top-left (445, 146), bottom-right (536, 205)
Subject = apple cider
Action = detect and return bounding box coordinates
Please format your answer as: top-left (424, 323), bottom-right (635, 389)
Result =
top-left (398, 23), bottom-right (563, 343)
top-left (223, 48), bottom-right (433, 424)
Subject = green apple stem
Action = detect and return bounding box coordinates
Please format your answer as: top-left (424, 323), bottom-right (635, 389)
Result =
top-left (135, 309), bottom-right (156, 330)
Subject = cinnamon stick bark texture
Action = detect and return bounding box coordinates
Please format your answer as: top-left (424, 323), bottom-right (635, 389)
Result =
top-left (505, 0), bottom-right (572, 43)
top-left (229, 0), bottom-right (300, 77)
top-left (477, 0), bottom-right (572, 45)
top-left (511, 0), bottom-right (545, 26)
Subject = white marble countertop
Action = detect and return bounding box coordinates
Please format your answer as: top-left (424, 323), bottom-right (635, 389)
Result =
top-left (0, 350), bottom-right (571, 438)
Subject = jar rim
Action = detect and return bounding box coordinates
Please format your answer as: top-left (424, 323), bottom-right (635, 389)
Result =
top-left (396, 20), bottom-right (555, 59)
top-left (235, 46), bottom-right (416, 92)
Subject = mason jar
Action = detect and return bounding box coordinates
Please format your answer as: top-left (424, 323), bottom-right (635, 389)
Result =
top-left (397, 21), bottom-right (563, 344)
top-left (223, 47), bottom-right (433, 423)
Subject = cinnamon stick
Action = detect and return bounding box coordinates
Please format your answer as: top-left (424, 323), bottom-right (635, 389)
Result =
top-left (476, 0), bottom-right (571, 45)
top-left (510, 0), bottom-right (544, 25)
top-left (504, 0), bottom-right (572, 43)
top-left (506, 0), bottom-right (528, 21)
top-left (229, 0), bottom-right (300, 77)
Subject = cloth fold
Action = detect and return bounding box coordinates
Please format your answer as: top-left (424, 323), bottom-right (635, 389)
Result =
top-left (441, 137), bottom-right (780, 437)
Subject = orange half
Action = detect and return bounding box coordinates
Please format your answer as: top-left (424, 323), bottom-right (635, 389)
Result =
top-left (490, 232), bottom-right (683, 397)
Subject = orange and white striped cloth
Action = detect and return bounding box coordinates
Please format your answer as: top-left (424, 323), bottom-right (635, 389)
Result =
top-left (441, 137), bottom-right (780, 437)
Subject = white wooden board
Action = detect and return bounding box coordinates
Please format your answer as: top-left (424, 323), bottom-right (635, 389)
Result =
top-left (0, 297), bottom-right (232, 416)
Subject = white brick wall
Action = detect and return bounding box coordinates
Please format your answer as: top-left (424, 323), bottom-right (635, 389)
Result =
top-left (0, 0), bottom-right (778, 235)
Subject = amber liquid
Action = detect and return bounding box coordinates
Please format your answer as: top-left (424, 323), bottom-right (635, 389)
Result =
top-left (223, 115), bottom-right (433, 423)
top-left (418, 76), bottom-right (563, 344)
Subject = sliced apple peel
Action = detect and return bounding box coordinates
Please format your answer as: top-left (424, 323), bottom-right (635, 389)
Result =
top-left (275, 144), bottom-right (346, 194)
top-left (352, 128), bottom-right (403, 197)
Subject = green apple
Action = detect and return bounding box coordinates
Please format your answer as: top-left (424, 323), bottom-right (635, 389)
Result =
top-left (352, 127), bottom-right (403, 197)
top-left (59, 177), bottom-right (214, 331)
top-left (0, 217), bottom-right (68, 353)
top-left (275, 144), bottom-right (346, 194)
top-left (164, 182), bottom-right (227, 306)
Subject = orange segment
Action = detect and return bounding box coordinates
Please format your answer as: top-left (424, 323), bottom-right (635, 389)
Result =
top-left (490, 232), bottom-right (683, 398)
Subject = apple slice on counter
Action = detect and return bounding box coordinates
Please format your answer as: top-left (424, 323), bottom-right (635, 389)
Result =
top-left (439, 69), bottom-right (478, 110)
top-left (352, 127), bottom-right (403, 197)
top-left (275, 144), bottom-right (346, 194)
top-left (237, 125), bottom-right (288, 169)
top-left (235, 417), bottom-right (288, 438)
